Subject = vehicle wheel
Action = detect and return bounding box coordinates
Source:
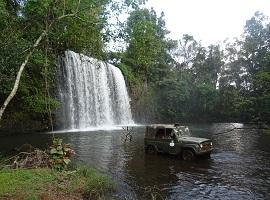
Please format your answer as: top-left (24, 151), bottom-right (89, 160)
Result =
top-left (146, 145), bottom-right (156, 154)
top-left (182, 149), bottom-right (195, 161)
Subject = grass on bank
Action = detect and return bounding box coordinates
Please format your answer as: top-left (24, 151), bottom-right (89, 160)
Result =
top-left (0, 166), bottom-right (114, 200)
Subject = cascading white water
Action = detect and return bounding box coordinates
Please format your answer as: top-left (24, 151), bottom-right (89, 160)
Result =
top-left (58, 50), bottom-right (134, 129)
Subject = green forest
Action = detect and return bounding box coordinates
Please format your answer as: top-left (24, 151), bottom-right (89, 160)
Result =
top-left (0, 0), bottom-right (270, 131)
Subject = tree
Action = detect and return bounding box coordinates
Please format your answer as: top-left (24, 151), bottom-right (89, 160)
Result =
top-left (218, 12), bottom-right (270, 123)
top-left (123, 8), bottom-right (175, 82)
top-left (119, 7), bottom-right (177, 123)
top-left (156, 74), bottom-right (192, 122)
top-left (242, 12), bottom-right (270, 76)
top-left (0, 0), bottom-right (110, 123)
top-left (252, 71), bottom-right (270, 122)
top-left (219, 39), bottom-right (245, 89)
top-left (175, 34), bottom-right (199, 69)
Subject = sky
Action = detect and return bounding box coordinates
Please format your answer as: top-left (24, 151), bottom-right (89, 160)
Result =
top-left (144, 0), bottom-right (270, 46)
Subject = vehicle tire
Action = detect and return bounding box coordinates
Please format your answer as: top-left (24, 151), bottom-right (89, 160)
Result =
top-left (182, 149), bottom-right (195, 161)
top-left (146, 145), bottom-right (156, 154)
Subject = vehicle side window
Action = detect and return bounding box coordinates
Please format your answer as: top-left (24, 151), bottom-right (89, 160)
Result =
top-left (161, 128), bottom-right (176, 139)
top-left (155, 128), bottom-right (166, 139)
top-left (155, 128), bottom-right (175, 139)
top-left (166, 128), bottom-right (173, 138)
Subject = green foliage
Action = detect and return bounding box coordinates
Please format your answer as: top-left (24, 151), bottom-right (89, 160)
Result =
top-left (49, 138), bottom-right (75, 170)
top-left (118, 63), bottom-right (134, 81)
top-left (0, 1), bottom-right (9, 28)
top-left (23, 95), bottom-right (59, 114)
top-left (1, 0), bottom-right (270, 126)
top-left (0, 0), bottom-right (147, 129)
top-left (0, 167), bottom-right (114, 199)
top-left (190, 84), bottom-right (218, 120)
top-left (0, 0), bottom-right (112, 127)
top-left (0, 168), bottom-right (56, 199)
top-left (123, 8), bottom-right (175, 82)
top-left (77, 166), bottom-right (114, 199)
top-left (156, 77), bottom-right (191, 121)
top-left (252, 71), bottom-right (270, 122)
top-left (123, 11), bottom-right (270, 124)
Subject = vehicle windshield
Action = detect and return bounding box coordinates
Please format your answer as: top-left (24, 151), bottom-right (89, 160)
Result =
top-left (173, 126), bottom-right (191, 139)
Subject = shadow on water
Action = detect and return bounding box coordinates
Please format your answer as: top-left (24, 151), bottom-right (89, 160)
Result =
top-left (1, 123), bottom-right (270, 200)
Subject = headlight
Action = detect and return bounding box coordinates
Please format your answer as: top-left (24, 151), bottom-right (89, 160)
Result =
top-left (199, 143), bottom-right (203, 148)
top-left (210, 142), bottom-right (213, 146)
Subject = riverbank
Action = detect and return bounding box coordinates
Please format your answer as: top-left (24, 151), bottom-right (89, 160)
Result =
top-left (0, 166), bottom-right (114, 199)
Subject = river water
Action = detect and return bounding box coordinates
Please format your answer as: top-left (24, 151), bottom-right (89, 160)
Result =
top-left (1, 123), bottom-right (270, 200)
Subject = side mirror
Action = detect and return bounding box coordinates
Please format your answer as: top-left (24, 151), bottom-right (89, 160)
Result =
top-left (169, 140), bottom-right (175, 147)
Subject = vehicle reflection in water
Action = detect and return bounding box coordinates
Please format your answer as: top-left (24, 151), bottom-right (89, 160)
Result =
top-left (0, 123), bottom-right (270, 200)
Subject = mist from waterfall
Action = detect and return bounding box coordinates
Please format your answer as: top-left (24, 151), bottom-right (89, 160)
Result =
top-left (58, 51), bottom-right (134, 130)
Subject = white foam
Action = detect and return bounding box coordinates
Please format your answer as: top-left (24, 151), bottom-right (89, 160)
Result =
top-left (48, 124), bottom-right (142, 134)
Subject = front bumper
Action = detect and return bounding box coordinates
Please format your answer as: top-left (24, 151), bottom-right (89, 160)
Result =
top-left (196, 147), bottom-right (213, 155)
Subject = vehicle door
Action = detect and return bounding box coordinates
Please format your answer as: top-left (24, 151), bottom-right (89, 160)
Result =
top-left (162, 128), bottom-right (178, 155)
top-left (167, 138), bottom-right (179, 155)
top-left (167, 129), bottom-right (183, 155)
top-left (154, 128), bottom-right (166, 152)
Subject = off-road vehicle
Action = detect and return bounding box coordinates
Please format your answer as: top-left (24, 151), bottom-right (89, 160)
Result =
top-left (144, 124), bottom-right (213, 160)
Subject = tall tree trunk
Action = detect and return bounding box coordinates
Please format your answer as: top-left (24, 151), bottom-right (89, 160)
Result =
top-left (0, 0), bottom-right (81, 123)
top-left (0, 31), bottom-right (47, 122)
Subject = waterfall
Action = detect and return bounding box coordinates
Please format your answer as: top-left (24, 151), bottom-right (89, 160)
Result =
top-left (58, 50), bottom-right (134, 129)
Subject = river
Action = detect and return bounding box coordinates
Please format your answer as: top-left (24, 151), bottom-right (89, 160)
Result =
top-left (1, 123), bottom-right (270, 200)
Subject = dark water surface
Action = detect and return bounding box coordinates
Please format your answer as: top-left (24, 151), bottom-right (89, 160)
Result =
top-left (1, 123), bottom-right (270, 200)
